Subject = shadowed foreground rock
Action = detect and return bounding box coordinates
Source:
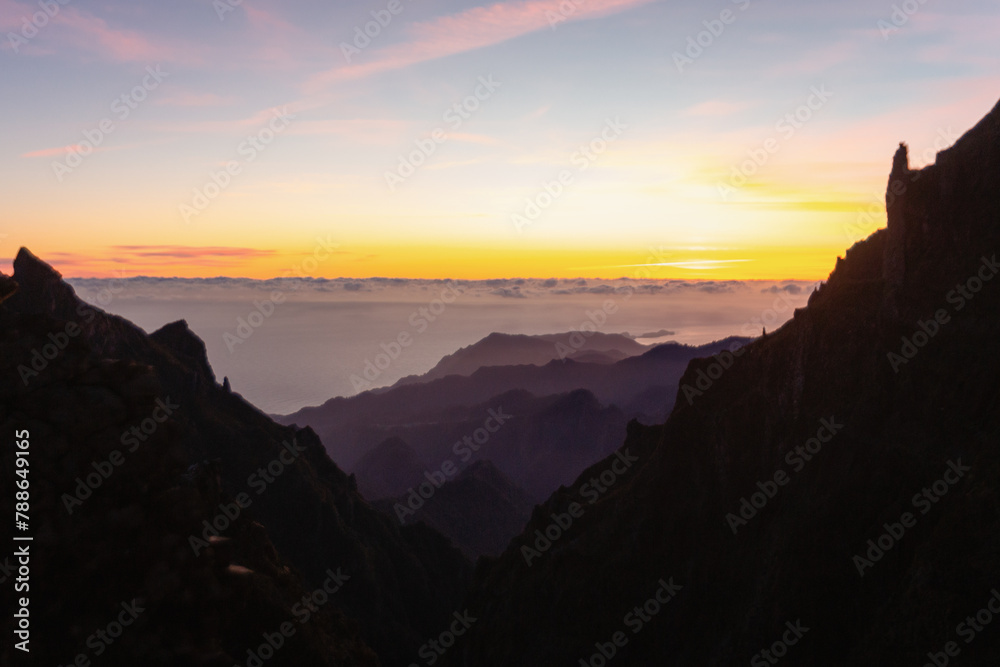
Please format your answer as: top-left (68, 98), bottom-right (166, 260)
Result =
top-left (0, 250), bottom-right (471, 666)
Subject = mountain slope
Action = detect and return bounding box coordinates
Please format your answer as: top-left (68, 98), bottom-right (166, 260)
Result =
top-left (349, 388), bottom-right (629, 502)
top-left (0, 251), bottom-right (472, 667)
top-left (375, 460), bottom-right (535, 559)
top-left (444, 99), bottom-right (1000, 665)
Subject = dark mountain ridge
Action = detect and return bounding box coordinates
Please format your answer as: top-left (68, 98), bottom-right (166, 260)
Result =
top-left (443, 98), bottom-right (1000, 665)
top-left (0, 251), bottom-right (471, 666)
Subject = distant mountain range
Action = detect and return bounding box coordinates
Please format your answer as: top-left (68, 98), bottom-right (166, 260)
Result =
top-left (388, 330), bottom-right (651, 386)
top-left (278, 332), bottom-right (750, 556)
top-left (5, 97), bottom-right (998, 667)
top-left (280, 334), bottom-right (750, 477)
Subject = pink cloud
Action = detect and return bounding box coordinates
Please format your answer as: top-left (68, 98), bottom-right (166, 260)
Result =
top-left (20, 144), bottom-right (83, 158)
top-left (305, 0), bottom-right (657, 92)
top-left (20, 140), bottom-right (165, 159)
top-left (1, 2), bottom-right (203, 64)
top-left (110, 245), bottom-right (277, 260)
top-left (243, 5), bottom-right (300, 36)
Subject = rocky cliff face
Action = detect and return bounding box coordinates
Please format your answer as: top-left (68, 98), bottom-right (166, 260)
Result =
top-left (443, 98), bottom-right (1000, 665)
top-left (0, 252), bottom-right (471, 667)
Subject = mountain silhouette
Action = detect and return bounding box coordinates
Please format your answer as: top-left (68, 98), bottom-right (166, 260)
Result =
top-left (0, 250), bottom-right (470, 666)
top-left (4, 95), bottom-right (998, 667)
top-left (440, 97), bottom-right (1000, 665)
top-left (280, 336), bottom-right (750, 475)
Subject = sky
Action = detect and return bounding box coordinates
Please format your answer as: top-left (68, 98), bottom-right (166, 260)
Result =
top-left (2, 0), bottom-right (998, 280)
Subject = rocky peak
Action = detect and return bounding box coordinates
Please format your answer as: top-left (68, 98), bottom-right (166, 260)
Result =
top-left (882, 96), bottom-right (1000, 308)
top-left (10, 246), bottom-right (81, 318)
top-left (150, 320), bottom-right (216, 384)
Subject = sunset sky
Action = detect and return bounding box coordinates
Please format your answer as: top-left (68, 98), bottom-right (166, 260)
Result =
top-left (2, 0), bottom-right (998, 280)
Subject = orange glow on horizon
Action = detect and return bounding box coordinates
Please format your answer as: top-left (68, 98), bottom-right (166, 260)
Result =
top-left (3, 240), bottom-right (862, 282)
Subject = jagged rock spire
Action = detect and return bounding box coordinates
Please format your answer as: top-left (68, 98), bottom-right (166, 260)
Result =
top-left (891, 141), bottom-right (909, 175)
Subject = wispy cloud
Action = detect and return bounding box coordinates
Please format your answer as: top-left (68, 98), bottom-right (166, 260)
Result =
top-left (21, 140), bottom-right (168, 159)
top-left (305, 0), bottom-right (657, 92)
top-left (570, 260), bottom-right (754, 271)
top-left (7, 4), bottom-right (204, 64)
top-left (20, 144), bottom-right (85, 159)
top-left (110, 245), bottom-right (277, 260)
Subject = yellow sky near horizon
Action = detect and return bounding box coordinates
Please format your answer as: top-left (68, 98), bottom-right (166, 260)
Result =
top-left (3, 0), bottom-right (997, 282)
